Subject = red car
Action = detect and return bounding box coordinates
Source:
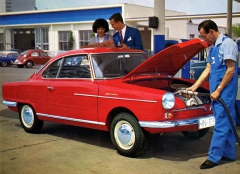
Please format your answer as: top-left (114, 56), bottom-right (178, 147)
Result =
top-left (2, 39), bottom-right (214, 157)
top-left (13, 49), bottom-right (51, 68)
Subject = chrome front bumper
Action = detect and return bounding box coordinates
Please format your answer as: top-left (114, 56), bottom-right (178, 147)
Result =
top-left (139, 114), bottom-right (214, 128)
top-left (2, 100), bottom-right (17, 107)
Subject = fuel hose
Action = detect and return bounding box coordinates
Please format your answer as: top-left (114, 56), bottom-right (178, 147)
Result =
top-left (217, 98), bottom-right (240, 147)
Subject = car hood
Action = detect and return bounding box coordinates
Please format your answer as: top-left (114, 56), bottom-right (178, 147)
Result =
top-left (123, 39), bottom-right (208, 80)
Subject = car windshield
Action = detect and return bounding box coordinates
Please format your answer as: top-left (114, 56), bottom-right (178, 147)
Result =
top-left (91, 53), bottom-right (146, 78)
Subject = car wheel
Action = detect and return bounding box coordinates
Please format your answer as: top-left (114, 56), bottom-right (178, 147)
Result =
top-left (1, 62), bottom-right (8, 67)
top-left (17, 65), bottom-right (24, 68)
top-left (19, 104), bottom-right (44, 133)
top-left (25, 61), bottom-right (33, 68)
top-left (181, 128), bottom-right (210, 139)
top-left (110, 112), bottom-right (147, 157)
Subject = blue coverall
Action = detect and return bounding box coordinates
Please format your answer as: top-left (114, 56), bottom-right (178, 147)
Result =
top-left (207, 34), bottom-right (238, 164)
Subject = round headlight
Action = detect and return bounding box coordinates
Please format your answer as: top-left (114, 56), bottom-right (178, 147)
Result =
top-left (162, 92), bottom-right (175, 109)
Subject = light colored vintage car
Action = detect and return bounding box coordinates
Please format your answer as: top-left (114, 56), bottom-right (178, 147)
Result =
top-left (2, 39), bottom-right (214, 157)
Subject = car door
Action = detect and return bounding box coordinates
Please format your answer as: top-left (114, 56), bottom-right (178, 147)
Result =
top-left (39, 51), bottom-right (50, 64)
top-left (29, 51), bottom-right (40, 64)
top-left (43, 55), bottom-right (99, 124)
top-left (31, 51), bottom-right (49, 64)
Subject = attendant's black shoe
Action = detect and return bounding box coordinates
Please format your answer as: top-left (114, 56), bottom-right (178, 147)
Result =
top-left (221, 157), bottom-right (235, 162)
top-left (200, 159), bottom-right (217, 169)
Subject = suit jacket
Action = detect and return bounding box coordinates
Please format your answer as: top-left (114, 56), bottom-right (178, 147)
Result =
top-left (113, 26), bottom-right (143, 50)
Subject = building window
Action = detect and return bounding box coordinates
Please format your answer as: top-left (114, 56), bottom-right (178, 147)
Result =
top-left (0, 33), bottom-right (3, 51)
top-left (42, 28), bottom-right (49, 50)
top-left (35, 27), bottom-right (49, 50)
top-left (59, 31), bottom-right (70, 50)
top-left (79, 30), bottom-right (92, 48)
top-left (25, 31), bottom-right (31, 34)
top-left (189, 34), bottom-right (195, 39)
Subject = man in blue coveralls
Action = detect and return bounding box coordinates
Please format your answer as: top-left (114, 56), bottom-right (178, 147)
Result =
top-left (186, 20), bottom-right (238, 169)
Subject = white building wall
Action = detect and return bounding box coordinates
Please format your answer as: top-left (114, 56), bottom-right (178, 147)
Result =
top-left (187, 21), bottom-right (226, 40)
top-left (165, 10), bottom-right (188, 39)
top-left (123, 4), bottom-right (153, 28)
top-left (0, 0), bottom-right (6, 13)
top-left (187, 23), bottom-right (199, 39)
top-left (124, 4), bottom-right (153, 19)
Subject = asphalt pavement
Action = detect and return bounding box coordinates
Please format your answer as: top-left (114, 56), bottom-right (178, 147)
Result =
top-left (0, 66), bottom-right (239, 174)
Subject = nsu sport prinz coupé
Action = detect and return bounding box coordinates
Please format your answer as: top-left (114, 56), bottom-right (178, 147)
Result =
top-left (2, 39), bottom-right (214, 157)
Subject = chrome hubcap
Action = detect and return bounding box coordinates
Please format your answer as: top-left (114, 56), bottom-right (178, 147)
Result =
top-left (115, 121), bottom-right (135, 150)
top-left (22, 106), bottom-right (34, 128)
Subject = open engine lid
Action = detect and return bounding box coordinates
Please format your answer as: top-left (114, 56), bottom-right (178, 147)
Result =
top-left (123, 39), bottom-right (208, 80)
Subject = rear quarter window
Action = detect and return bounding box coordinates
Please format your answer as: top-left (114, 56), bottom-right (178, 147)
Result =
top-left (31, 52), bottom-right (39, 56)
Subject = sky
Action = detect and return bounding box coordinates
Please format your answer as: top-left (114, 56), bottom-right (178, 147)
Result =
top-left (35, 0), bottom-right (240, 26)
top-left (165, 0), bottom-right (240, 14)
top-left (164, 0), bottom-right (240, 26)
top-left (36, 0), bottom-right (240, 14)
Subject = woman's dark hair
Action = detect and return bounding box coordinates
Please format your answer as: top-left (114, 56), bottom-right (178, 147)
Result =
top-left (92, 18), bottom-right (109, 33)
top-left (198, 20), bottom-right (219, 33)
top-left (109, 12), bottom-right (124, 23)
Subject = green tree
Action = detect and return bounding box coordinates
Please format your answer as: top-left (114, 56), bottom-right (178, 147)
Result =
top-left (232, 23), bottom-right (240, 38)
top-left (68, 31), bottom-right (74, 50)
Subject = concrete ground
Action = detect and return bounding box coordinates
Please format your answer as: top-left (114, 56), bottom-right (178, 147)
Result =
top-left (0, 66), bottom-right (240, 174)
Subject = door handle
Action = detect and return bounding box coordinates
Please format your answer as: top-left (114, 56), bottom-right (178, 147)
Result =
top-left (47, 86), bottom-right (56, 91)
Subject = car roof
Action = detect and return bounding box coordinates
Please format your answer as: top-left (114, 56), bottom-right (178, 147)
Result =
top-left (52, 48), bottom-right (145, 59)
top-left (0, 51), bottom-right (19, 54)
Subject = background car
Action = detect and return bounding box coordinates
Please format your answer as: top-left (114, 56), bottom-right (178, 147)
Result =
top-left (13, 49), bottom-right (51, 68)
top-left (190, 60), bottom-right (207, 80)
top-left (2, 39), bottom-right (213, 157)
top-left (6, 48), bottom-right (22, 54)
top-left (0, 51), bottom-right (20, 67)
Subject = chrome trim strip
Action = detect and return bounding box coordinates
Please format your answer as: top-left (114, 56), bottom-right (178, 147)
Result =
top-left (171, 105), bottom-right (208, 112)
top-left (98, 95), bottom-right (157, 103)
top-left (2, 100), bottom-right (17, 107)
top-left (139, 114), bottom-right (214, 128)
top-left (37, 113), bottom-right (105, 125)
top-left (74, 93), bottom-right (157, 103)
top-left (74, 93), bottom-right (98, 98)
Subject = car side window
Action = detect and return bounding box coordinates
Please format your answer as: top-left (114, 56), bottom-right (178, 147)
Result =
top-left (59, 55), bottom-right (91, 78)
top-left (40, 52), bottom-right (48, 57)
top-left (42, 58), bottom-right (63, 78)
top-left (31, 52), bottom-right (39, 56)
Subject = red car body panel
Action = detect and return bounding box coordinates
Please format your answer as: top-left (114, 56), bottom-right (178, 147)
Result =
top-left (2, 39), bottom-right (212, 134)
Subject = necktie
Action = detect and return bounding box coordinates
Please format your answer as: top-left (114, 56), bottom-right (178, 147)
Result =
top-left (120, 30), bottom-right (124, 44)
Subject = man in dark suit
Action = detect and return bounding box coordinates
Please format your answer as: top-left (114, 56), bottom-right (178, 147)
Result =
top-left (109, 13), bottom-right (143, 50)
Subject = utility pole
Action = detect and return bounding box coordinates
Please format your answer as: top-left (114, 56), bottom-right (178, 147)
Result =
top-left (227, 0), bottom-right (232, 38)
top-left (153, 0), bottom-right (165, 54)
